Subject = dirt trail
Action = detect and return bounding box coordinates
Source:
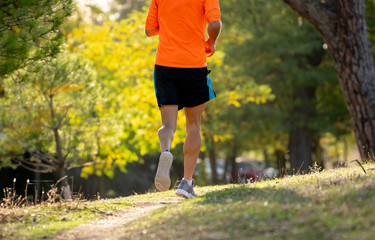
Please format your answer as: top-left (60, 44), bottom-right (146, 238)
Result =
top-left (53, 200), bottom-right (180, 240)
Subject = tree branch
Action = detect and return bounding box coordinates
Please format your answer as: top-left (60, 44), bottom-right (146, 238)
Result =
top-left (18, 162), bottom-right (56, 173)
top-left (29, 148), bottom-right (59, 165)
top-left (66, 161), bottom-right (95, 171)
top-left (16, 158), bottom-right (56, 173)
top-left (282, 0), bottom-right (336, 40)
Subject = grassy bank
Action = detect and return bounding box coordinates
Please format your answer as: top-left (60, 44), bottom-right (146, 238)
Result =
top-left (0, 196), bottom-right (132, 239)
top-left (1, 163), bottom-right (375, 239)
top-left (124, 164), bottom-right (375, 240)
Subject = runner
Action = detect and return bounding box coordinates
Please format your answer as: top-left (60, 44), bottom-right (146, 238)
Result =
top-left (145, 0), bottom-right (222, 198)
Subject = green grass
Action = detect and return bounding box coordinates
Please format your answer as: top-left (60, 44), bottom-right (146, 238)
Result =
top-left (1, 164), bottom-right (375, 239)
top-left (0, 197), bottom-right (135, 240)
top-left (122, 164), bottom-right (375, 240)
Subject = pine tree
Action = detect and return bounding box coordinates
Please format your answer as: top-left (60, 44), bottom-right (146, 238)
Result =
top-left (0, 0), bottom-right (73, 77)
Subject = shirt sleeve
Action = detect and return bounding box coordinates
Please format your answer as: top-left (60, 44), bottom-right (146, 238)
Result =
top-left (204, 0), bottom-right (221, 23)
top-left (145, 0), bottom-right (159, 30)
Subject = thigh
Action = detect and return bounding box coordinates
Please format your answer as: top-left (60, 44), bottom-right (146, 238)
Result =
top-left (185, 102), bottom-right (207, 129)
top-left (160, 105), bottom-right (178, 131)
top-left (175, 67), bottom-right (216, 109)
top-left (154, 65), bottom-right (180, 108)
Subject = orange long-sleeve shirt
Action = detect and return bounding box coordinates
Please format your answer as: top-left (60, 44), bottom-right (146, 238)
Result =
top-left (145, 0), bottom-right (221, 68)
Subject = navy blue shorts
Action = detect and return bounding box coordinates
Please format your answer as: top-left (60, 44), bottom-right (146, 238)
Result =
top-left (154, 65), bottom-right (216, 110)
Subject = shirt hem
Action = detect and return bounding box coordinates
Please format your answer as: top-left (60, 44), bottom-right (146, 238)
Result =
top-left (155, 62), bottom-right (207, 68)
top-left (207, 17), bottom-right (221, 23)
top-left (145, 26), bottom-right (158, 30)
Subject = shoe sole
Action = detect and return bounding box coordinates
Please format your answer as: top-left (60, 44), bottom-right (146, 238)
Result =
top-left (154, 152), bottom-right (173, 192)
top-left (175, 189), bottom-right (195, 199)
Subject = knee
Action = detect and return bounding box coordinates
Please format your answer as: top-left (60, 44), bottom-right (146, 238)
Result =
top-left (158, 123), bottom-right (176, 136)
top-left (187, 123), bottom-right (200, 136)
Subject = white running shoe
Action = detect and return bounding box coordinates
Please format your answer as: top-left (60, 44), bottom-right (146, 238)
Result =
top-left (154, 151), bottom-right (173, 192)
top-left (176, 179), bottom-right (197, 199)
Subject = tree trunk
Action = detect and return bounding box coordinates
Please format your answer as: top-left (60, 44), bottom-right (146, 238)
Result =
top-left (99, 175), bottom-right (105, 198)
top-left (229, 143), bottom-right (238, 183)
top-left (288, 83), bottom-right (317, 173)
top-left (223, 156), bottom-right (230, 183)
top-left (57, 166), bottom-right (72, 201)
top-left (208, 143), bottom-right (218, 184)
top-left (203, 132), bottom-right (218, 184)
top-left (49, 91), bottom-right (72, 200)
top-left (54, 128), bottom-right (72, 200)
top-left (230, 155), bottom-right (238, 183)
top-left (313, 135), bottom-right (325, 170)
top-left (283, 0), bottom-right (375, 160)
top-left (288, 126), bottom-right (313, 174)
top-left (329, 23), bottom-right (375, 160)
top-left (275, 148), bottom-right (287, 177)
top-left (263, 148), bottom-right (270, 167)
top-left (199, 156), bottom-right (208, 184)
top-left (35, 164), bottom-right (41, 202)
top-left (343, 137), bottom-right (348, 162)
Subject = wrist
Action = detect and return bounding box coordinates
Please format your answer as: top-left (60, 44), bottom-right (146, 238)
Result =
top-left (208, 38), bottom-right (216, 45)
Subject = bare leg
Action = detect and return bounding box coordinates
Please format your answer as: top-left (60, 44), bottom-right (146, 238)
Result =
top-left (158, 105), bottom-right (178, 152)
top-left (183, 102), bottom-right (207, 180)
top-left (154, 105), bottom-right (178, 192)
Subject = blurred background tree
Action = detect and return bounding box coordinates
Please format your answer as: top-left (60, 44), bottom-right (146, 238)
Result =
top-left (110, 0), bottom-right (147, 20)
top-left (367, 0), bottom-right (375, 49)
top-left (0, 0), bottom-right (73, 77)
top-left (200, 53), bottom-right (275, 184)
top-left (0, 0), bottom-right (374, 199)
top-left (0, 52), bottom-right (99, 199)
top-left (66, 10), bottom-right (177, 171)
top-left (218, 1), bottom-right (351, 174)
top-left (283, 0), bottom-right (375, 161)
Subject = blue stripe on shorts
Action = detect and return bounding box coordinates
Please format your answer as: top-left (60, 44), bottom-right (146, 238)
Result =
top-left (154, 72), bottom-right (157, 96)
top-left (207, 75), bottom-right (216, 100)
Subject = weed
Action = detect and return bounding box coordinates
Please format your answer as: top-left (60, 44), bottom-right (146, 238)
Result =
top-left (309, 162), bottom-right (322, 173)
top-left (1, 176), bottom-right (82, 209)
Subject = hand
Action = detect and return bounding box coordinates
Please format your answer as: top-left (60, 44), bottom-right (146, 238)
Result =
top-left (205, 39), bottom-right (216, 57)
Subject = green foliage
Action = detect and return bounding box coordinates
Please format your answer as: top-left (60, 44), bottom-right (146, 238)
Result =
top-left (214, 1), bottom-right (351, 164)
top-left (64, 7), bottom-right (276, 179)
top-left (0, 0), bottom-right (363, 180)
top-left (0, 0), bottom-right (73, 77)
top-left (0, 51), bottom-right (98, 171)
top-left (68, 10), bottom-right (188, 176)
top-left (201, 50), bottom-right (275, 153)
top-left (367, 0), bottom-right (375, 52)
top-left (0, 48), bottom-right (144, 178)
top-left (67, 2), bottom-right (352, 178)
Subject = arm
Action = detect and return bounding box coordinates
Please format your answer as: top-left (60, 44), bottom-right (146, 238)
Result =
top-left (206, 20), bottom-right (222, 57)
top-left (204, 0), bottom-right (221, 57)
top-left (145, 28), bottom-right (159, 37)
top-left (145, 0), bottom-right (159, 37)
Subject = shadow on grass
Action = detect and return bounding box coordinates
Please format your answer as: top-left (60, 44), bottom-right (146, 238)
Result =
top-left (197, 184), bottom-right (311, 205)
top-left (336, 183), bottom-right (375, 204)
